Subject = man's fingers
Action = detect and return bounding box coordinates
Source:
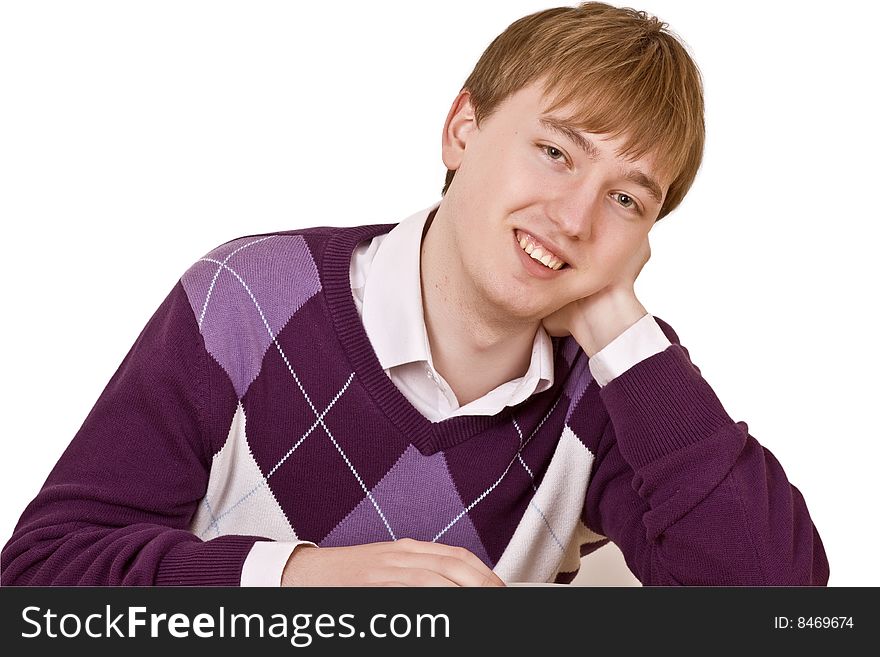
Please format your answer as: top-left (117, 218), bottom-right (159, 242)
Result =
top-left (385, 538), bottom-right (505, 587)
top-left (385, 552), bottom-right (492, 587)
top-left (283, 540), bottom-right (506, 586)
top-left (374, 566), bottom-right (460, 587)
top-left (391, 538), bottom-right (495, 572)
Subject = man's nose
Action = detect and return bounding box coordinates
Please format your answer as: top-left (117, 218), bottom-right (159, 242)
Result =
top-left (549, 184), bottom-right (601, 241)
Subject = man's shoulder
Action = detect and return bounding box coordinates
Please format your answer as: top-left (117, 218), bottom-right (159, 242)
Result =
top-left (199, 224), bottom-right (346, 261)
top-left (651, 315), bottom-right (681, 346)
top-left (175, 222), bottom-right (394, 335)
top-left (173, 225), bottom-right (372, 396)
top-left (180, 225), bottom-right (371, 280)
top-left (180, 229), bottom-right (326, 294)
top-left (188, 222), bottom-right (397, 273)
top-left (175, 227), bottom-right (344, 340)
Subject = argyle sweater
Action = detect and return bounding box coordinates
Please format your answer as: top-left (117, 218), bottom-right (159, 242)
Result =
top-left (1, 224), bottom-right (829, 586)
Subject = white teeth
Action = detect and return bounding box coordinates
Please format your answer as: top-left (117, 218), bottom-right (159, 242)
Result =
top-left (527, 244), bottom-right (562, 269)
top-left (516, 230), bottom-right (566, 270)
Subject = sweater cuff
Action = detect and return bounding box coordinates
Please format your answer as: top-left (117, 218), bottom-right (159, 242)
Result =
top-left (155, 535), bottom-right (270, 586)
top-left (241, 540), bottom-right (318, 587)
top-left (598, 344), bottom-right (733, 470)
top-left (588, 314), bottom-right (672, 386)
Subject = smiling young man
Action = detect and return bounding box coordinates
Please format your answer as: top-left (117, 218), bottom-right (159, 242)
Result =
top-left (1, 3), bottom-right (828, 587)
top-left (422, 80), bottom-right (663, 402)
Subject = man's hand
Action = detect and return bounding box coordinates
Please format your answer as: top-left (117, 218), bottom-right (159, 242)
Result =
top-left (281, 538), bottom-right (507, 587)
top-left (542, 234), bottom-right (651, 357)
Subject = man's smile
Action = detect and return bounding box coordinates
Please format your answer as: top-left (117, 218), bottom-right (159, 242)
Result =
top-left (512, 229), bottom-right (570, 279)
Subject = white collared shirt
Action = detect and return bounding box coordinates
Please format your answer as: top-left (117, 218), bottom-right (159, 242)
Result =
top-left (240, 200), bottom-right (672, 585)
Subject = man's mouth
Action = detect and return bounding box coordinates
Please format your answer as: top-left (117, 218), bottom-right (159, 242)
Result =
top-left (514, 229), bottom-right (569, 270)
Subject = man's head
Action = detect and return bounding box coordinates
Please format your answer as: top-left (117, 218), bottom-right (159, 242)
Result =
top-left (430, 3), bottom-right (704, 325)
top-left (442, 2), bottom-right (704, 221)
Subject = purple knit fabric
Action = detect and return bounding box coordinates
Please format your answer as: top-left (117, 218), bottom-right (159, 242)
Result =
top-left (184, 234), bottom-right (321, 398)
top-left (0, 223), bottom-right (829, 586)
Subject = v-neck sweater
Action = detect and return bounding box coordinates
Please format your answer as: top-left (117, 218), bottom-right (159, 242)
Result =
top-left (1, 223), bottom-right (829, 586)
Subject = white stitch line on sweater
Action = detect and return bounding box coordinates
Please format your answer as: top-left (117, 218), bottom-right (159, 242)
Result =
top-left (514, 414), bottom-right (564, 552)
top-left (198, 236), bottom-right (275, 329)
top-left (512, 413), bottom-right (566, 553)
top-left (199, 376), bottom-right (354, 538)
top-left (199, 475), bottom-right (268, 538)
top-left (512, 416), bottom-right (536, 486)
top-left (432, 398), bottom-right (561, 542)
top-left (197, 258), bottom-right (396, 541)
top-left (517, 455), bottom-right (536, 485)
top-left (513, 417), bottom-right (525, 447)
top-left (202, 497), bottom-right (221, 537)
top-left (529, 500), bottom-right (565, 552)
top-left (266, 373), bottom-right (355, 479)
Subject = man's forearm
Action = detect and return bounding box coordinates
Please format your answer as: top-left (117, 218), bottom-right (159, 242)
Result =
top-left (585, 324), bottom-right (829, 585)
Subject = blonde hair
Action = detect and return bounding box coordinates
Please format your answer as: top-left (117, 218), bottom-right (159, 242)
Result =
top-left (442, 2), bottom-right (705, 220)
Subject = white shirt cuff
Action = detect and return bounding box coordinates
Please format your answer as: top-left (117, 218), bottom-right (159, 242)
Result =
top-left (240, 540), bottom-right (318, 587)
top-left (588, 314), bottom-right (671, 387)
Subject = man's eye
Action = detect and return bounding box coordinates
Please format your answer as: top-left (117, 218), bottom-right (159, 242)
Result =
top-left (541, 145), bottom-right (567, 164)
top-left (612, 192), bottom-right (639, 212)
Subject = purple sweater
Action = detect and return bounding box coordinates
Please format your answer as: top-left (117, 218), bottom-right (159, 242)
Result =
top-left (1, 224), bottom-right (829, 585)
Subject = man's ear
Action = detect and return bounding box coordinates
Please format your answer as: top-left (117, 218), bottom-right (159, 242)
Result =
top-left (441, 89), bottom-right (478, 172)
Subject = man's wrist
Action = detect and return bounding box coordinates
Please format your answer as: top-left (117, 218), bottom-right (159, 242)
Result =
top-left (281, 544), bottom-right (318, 587)
top-left (571, 292), bottom-right (648, 358)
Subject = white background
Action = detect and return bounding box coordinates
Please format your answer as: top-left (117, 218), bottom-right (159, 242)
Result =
top-left (1, 1), bottom-right (877, 586)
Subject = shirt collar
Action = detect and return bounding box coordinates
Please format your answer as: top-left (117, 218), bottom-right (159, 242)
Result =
top-left (361, 202), bottom-right (438, 370)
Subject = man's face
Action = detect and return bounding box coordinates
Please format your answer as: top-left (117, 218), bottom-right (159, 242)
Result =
top-left (439, 80), bottom-right (669, 323)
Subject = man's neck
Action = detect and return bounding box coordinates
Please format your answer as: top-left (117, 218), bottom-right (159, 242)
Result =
top-left (419, 204), bottom-right (539, 407)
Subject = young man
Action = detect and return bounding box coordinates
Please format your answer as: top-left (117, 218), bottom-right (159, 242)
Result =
top-left (1, 3), bottom-right (828, 586)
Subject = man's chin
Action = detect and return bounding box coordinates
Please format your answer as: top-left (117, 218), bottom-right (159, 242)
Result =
top-left (467, 274), bottom-right (550, 323)
top-left (495, 300), bottom-right (553, 328)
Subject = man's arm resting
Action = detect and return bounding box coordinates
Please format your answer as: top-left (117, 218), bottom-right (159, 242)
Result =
top-left (0, 282), bottom-right (269, 586)
top-left (580, 320), bottom-right (829, 585)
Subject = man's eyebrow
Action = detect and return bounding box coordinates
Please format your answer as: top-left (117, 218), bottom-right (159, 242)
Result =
top-left (538, 115), bottom-right (665, 206)
top-left (539, 116), bottom-right (602, 160)
top-left (622, 169), bottom-right (664, 206)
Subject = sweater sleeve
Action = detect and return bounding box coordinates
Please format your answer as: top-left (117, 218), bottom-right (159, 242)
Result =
top-left (581, 318), bottom-right (829, 586)
top-left (1, 281), bottom-right (270, 586)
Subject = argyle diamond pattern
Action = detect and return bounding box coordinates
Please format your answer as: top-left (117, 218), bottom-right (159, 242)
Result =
top-left (182, 234), bottom-right (321, 398)
top-left (177, 226), bottom-right (593, 578)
